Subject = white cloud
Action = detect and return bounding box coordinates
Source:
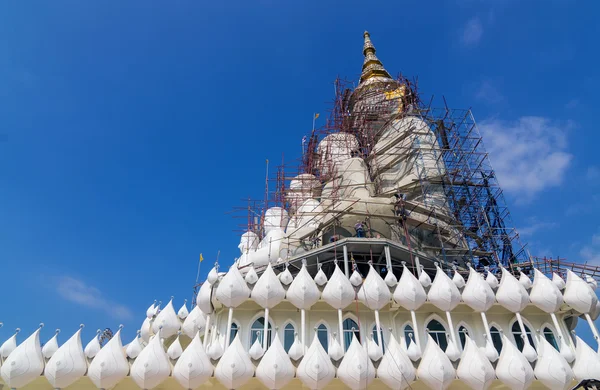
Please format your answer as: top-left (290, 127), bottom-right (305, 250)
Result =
top-left (461, 17), bottom-right (483, 46)
top-left (478, 116), bottom-right (573, 202)
top-left (519, 221), bottom-right (558, 237)
top-left (56, 276), bottom-right (133, 320)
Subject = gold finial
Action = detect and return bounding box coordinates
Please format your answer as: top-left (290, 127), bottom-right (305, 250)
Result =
top-left (360, 31), bottom-right (391, 83)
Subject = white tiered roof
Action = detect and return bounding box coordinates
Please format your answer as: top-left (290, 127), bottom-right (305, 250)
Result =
top-left (1, 264), bottom-right (599, 389)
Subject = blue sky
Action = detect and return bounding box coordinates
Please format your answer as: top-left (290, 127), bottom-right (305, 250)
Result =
top-left (1, 1), bottom-right (599, 346)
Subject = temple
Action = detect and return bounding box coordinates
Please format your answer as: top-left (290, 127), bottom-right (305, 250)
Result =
top-left (2, 32), bottom-right (600, 390)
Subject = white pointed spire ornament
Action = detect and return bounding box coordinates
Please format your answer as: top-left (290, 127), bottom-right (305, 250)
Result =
top-left (216, 264), bottom-right (251, 308)
top-left (207, 332), bottom-right (224, 360)
top-left (0, 328), bottom-right (20, 360)
top-left (207, 265), bottom-right (219, 284)
top-left (197, 281), bottom-right (213, 315)
top-left (214, 334), bottom-right (254, 388)
top-left (126, 330), bottom-right (143, 359)
top-left (406, 333), bottom-right (421, 361)
top-left (278, 265), bottom-right (293, 285)
top-left (328, 332), bottom-right (344, 361)
top-left (572, 335), bottom-right (600, 381)
top-left (366, 334), bottom-right (383, 361)
top-left (84, 329), bottom-right (102, 359)
top-left (337, 334), bottom-right (375, 390)
top-left (287, 332), bottom-right (304, 360)
top-left (1, 324), bottom-right (45, 389)
top-left (384, 271), bottom-right (398, 287)
top-left (181, 305), bottom-right (206, 338)
top-left (42, 329), bottom-right (60, 359)
top-left (452, 266), bottom-right (465, 289)
top-left (167, 332), bottom-right (183, 360)
top-left (518, 269), bottom-right (533, 289)
top-left (495, 334), bottom-right (534, 390)
top-left (287, 261), bottom-right (320, 349)
top-left (314, 265), bottom-right (328, 286)
top-left (563, 269), bottom-right (600, 348)
top-left (462, 265), bottom-right (497, 362)
top-left (173, 331), bottom-right (213, 389)
top-left (245, 265), bottom-right (259, 284)
top-left (88, 326), bottom-right (129, 390)
top-left (444, 336), bottom-right (460, 362)
top-left (349, 268), bottom-right (363, 287)
top-left (358, 263), bottom-right (390, 357)
top-left (456, 335), bottom-right (495, 390)
top-left (131, 327), bottom-right (171, 389)
top-left (256, 332), bottom-right (295, 389)
top-left (553, 272), bottom-right (566, 289)
top-left (251, 263), bottom-right (286, 309)
top-left (496, 266), bottom-right (536, 362)
top-left (534, 335), bottom-right (574, 390)
top-left (419, 265), bottom-right (431, 287)
top-left (296, 333), bottom-right (336, 389)
top-left (428, 264), bottom-right (461, 311)
top-left (44, 325), bottom-right (87, 389)
top-left (178, 299), bottom-right (189, 320)
top-left (322, 261), bottom-right (356, 343)
top-left (249, 335), bottom-right (265, 360)
top-left (146, 300), bottom-right (157, 318)
top-left (417, 334), bottom-right (455, 390)
top-left (140, 317), bottom-right (153, 343)
top-left (485, 267), bottom-right (499, 289)
top-left (377, 333), bottom-right (415, 389)
top-left (393, 262), bottom-right (426, 359)
top-left (530, 268), bottom-right (574, 362)
top-left (428, 263), bottom-right (462, 360)
top-left (152, 297), bottom-right (181, 338)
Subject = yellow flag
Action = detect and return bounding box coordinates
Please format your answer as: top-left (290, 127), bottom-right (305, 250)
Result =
top-left (199, 253), bottom-right (204, 262)
top-left (314, 113), bottom-right (320, 119)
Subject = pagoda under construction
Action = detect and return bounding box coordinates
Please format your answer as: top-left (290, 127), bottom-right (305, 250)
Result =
top-left (2, 31), bottom-right (600, 390)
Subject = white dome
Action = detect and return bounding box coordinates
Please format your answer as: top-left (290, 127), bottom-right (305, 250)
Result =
top-left (317, 133), bottom-right (360, 177)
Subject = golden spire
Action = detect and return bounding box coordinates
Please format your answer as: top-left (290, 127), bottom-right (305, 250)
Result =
top-left (360, 31), bottom-right (392, 83)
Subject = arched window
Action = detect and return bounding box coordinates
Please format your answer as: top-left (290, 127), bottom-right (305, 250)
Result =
top-left (230, 323), bottom-right (239, 345)
top-left (490, 326), bottom-right (503, 353)
top-left (250, 317), bottom-right (273, 349)
top-left (543, 327), bottom-right (559, 351)
top-left (317, 324), bottom-right (329, 351)
top-left (458, 326), bottom-right (469, 349)
top-left (511, 321), bottom-right (536, 352)
top-left (343, 318), bottom-right (360, 350)
top-left (426, 319), bottom-right (448, 351)
top-left (403, 324), bottom-right (414, 349)
top-left (283, 323), bottom-right (295, 352)
top-left (372, 325), bottom-right (385, 354)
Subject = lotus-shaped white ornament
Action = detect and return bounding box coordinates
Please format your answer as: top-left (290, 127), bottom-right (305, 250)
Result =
top-left (456, 335), bottom-right (495, 390)
top-left (173, 331), bottom-right (213, 389)
top-left (296, 333), bottom-right (336, 389)
top-left (214, 334), bottom-right (254, 388)
top-left (495, 334), bottom-right (534, 390)
top-left (1, 325), bottom-right (45, 389)
top-left (152, 298), bottom-right (181, 338)
top-left (45, 325), bottom-right (87, 389)
top-left (377, 333), bottom-right (415, 389)
top-left (88, 327), bottom-right (130, 389)
top-left (337, 334), bottom-right (375, 389)
top-left (130, 327), bottom-right (171, 389)
top-left (256, 333), bottom-right (295, 389)
top-left (417, 334), bottom-right (455, 390)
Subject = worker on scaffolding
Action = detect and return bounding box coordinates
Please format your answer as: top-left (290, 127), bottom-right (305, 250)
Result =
top-left (394, 193), bottom-right (408, 227)
top-left (355, 220), bottom-right (366, 238)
